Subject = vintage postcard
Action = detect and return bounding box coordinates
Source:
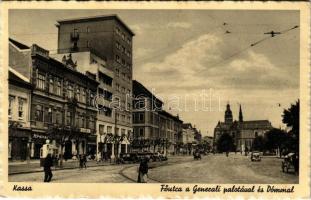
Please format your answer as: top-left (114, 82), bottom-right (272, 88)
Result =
top-left (0, 1), bottom-right (310, 198)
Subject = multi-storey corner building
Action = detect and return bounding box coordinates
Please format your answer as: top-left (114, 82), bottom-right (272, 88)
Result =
top-left (9, 38), bottom-right (99, 160)
top-left (56, 15), bottom-right (134, 159)
top-left (132, 80), bottom-right (183, 155)
top-left (132, 80), bottom-right (163, 152)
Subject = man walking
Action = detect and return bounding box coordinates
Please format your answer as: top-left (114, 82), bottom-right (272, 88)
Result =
top-left (43, 153), bottom-right (53, 182)
top-left (137, 157), bottom-right (149, 183)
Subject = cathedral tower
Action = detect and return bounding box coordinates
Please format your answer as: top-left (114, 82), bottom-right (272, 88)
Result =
top-left (225, 103), bottom-right (233, 123)
top-left (239, 104), bottom-right (243, 122)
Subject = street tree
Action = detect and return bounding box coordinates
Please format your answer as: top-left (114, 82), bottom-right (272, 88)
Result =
top-left (282, 100), bottom-right (299, 152)
top-left (252, 135), bottom-right (265, 151)
top-left (216, 133), bottom-right (234, 153)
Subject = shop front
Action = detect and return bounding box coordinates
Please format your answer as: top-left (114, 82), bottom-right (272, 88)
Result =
top-left (31, 132), bottom-right (49, 159)
top-left (9, 127), bottom-right (31, 161)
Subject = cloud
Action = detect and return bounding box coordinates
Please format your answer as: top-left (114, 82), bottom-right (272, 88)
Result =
top-left (167, 22), bottom-right (192, 29)
top-left (137, 33), bottom-right (298, 95)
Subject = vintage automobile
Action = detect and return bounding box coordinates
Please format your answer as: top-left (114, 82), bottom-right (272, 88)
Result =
top-left (250, 151), bottom-right (261, 162)
top-left (282, 153), bottom-right (297, 173)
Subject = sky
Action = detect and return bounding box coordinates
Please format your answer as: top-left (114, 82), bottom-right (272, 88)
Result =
top-left (9, 9), bottom-right (300, 136)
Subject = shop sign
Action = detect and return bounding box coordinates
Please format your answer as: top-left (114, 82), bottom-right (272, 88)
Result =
top-left (80, 128), bottom-right (91, 134)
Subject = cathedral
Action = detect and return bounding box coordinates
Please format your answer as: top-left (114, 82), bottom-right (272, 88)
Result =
top-left (213, 104), bottom-right (273, 152)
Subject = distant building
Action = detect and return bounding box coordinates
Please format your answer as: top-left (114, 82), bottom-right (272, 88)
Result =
top-left (202, 135), bottom-right (213, 146)
top-left (178, 123), bottom-right (195, 155)
top-left (56, 15), bottom-right (134, 159)
top-left (132, 80), bottom-right (183, 155)
top-left (214, 104), bottom-right (273, 152)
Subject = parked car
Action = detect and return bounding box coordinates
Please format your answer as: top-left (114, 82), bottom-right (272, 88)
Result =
top-left (282, 152), bottom-right (297, 173)
top-left (250, 151), bottom-right (261, 162)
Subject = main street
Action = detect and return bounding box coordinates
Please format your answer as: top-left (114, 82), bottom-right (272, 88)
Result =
top-left (9, 154), bottom-right (298, 183)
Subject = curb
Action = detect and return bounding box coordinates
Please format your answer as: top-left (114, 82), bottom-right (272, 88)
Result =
top-left (9, 162), bottom-right (117, 176)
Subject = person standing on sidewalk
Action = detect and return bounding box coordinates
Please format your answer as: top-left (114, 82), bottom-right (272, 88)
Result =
top-left (43, 153), bottom-right (53, 182)
top-left (83, 154), bottom-right (87, 169)
top-left (137, 157), bottom-right (149, 183)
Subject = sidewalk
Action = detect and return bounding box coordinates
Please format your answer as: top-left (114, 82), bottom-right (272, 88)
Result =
top-left (9, 159), bottom-right (115, 175)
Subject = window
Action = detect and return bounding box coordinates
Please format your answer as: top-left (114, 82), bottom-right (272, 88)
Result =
top-left (116, 68), bottom-right (120, 77)
top-left (116, 128), bottom-right (120, 135)
top-left (37, 73), bottom-right (46, 90)
top-left (139, 128), bottom-right (144, 137)
top-left (66, 111), bottom-right (72, 126)
top-left (122, 73), bottom-right (126, 79)
top-left (121, 129), bottom-right (126, 136)
top-left (35, 105), bottom-right (43, 122)
top-left (115, 55), bottom-right (121, 63)
top-left (121, 33), bottom-right (125, 40)
top-left (67, 84), bottom-right (73, 99)
top-left (76, 88), bottom-right (80, 102)
top-left (81, 89), bottom-right (86, 103)
top-left (121, 87), bottom-right (125, 93)
top-left (121, 46), bottom-right (125, 53)
top-left (56, 79), bottom-right (61, 96)
top-left (116, 113), bottom-right (120, 121)
top-left (139, 113), bottom-right (144, 122)
top-left (127, 116), bottom-right (131, 123)
top-left (8, 96), bottom-right (15, 118)
top-left (115, 27), bottom-right (120, 35)
top-left (86, 40), bottom-right (90, 48)
top-left (116, 42), bottom-right (120, 50)
top-left (116, 83), bottom-right (120, 91)
top-left (99, 125), bottom-right (105, 134)
top-left (126, 37), bottom-right (131, 44)
top-left (18, 98), bottom-right (24, 119)
top-left (55, 109), bottom-right (62, 124)
top-left (121, 59), bottom-right (125, 66)
top-left (87, 26), bottom-right (91, 33)
top-left (90, 93), bottom-right (95, 106)
top-left (89, 117), bottom-right (94, 130)
top-left (49, 78), bottom-right (54, 93)
top-left (107, 126), bottom-right (112, 134)
top-left (81, 115), bottom-right (85, 128)
top-left (121, 114), bottom-right (125, 122)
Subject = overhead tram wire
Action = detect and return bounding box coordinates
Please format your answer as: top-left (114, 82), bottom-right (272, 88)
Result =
top-left (195, 25), bottom-right (299, 74)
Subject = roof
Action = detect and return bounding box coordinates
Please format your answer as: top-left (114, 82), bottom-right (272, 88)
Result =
top-left (57, 14), bottom-right (135, 36)
top-left (133, 80), bottom-right (163, 105)
top-left (215, 122), bottom-right (232, 130)
top-left (159, 110), bottom-right (183, 123)
top-left (239, 120), bottom-right (272, 130)
top-left (9, 38), bottom-right (29, 50)
top-left (9, 70), bottom-right (32, 89)
top-left (182, 123), bottom-right (193, 129)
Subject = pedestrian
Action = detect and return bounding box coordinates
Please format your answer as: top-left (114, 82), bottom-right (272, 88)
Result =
top-left (79, 155), bottom-right (83, 169)
top-left (43, 153), bottom-right (53, 182)
top-left (83, 154), bottom-right (87, 169)
top-left (226, 151), bottom-right (229, 157)
top-left (137, 157), bottom-right (149, 183)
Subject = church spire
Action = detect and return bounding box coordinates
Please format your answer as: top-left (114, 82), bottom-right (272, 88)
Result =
top-left (239, 104), bottom-right (243, 122)
top-left (225, 103), bottom-right (233, 123)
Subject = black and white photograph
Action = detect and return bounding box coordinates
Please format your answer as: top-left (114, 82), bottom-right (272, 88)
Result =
top-left (6, 8), bottom-right (303, 186)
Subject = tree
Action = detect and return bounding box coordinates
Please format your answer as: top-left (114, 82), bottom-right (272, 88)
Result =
top-left (282, 100), bottom-right (299, 152)
top-left (264, 128), bottom-right (289, 156)
top-left (216, 133), bottom-right (234, 153)
top-left (252, 135), bottom-right (265, 151)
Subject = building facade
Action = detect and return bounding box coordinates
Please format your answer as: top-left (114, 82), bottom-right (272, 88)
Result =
top-left (9, 38), bottom-right (99, 160)
top-left (178, 123), bottom-right (196, 155)
top-left (56, 15), bottom-right (134, 159)
top-left (8, 67), bottom-right (32, 161)
top-left (214, 104), bottom-right (273, 152)
top-left (132, 80), bottom-right (183, 155)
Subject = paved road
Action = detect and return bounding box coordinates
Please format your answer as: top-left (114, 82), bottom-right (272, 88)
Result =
top-left (146, 154), bottom-right (298, 184)
top-left (9, 154), bottom-right (298, 183)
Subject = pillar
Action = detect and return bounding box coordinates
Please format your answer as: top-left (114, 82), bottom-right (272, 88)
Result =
top-left (125, 144), bottom-right (128, 153)
top-left (118, 143), bottom-right (121, 157)
top-left (111, 143), bottom-right (115, 159)
top-left (30, 142), bottom-right (35, 158)
top-left (72, 140), bottom-right (76, 156)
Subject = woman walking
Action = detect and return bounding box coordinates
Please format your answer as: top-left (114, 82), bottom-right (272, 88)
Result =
top-left (137, 157), bottom-right (149, 183)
